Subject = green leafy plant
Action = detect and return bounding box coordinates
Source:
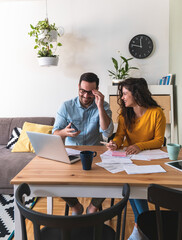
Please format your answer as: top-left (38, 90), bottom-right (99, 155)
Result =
top-left (28, 18), bottom-right (62, 58)
top-left (108, 54), bottom-right (138, 80)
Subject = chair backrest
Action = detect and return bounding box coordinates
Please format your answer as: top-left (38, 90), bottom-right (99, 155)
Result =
top-left (15, 183), bottom-right (130, 240)
top-left (148, 184), bottom-right (182, 240)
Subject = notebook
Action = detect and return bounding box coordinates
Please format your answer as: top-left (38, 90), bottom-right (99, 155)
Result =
top-left (26, 131), bottom-right (80, 164)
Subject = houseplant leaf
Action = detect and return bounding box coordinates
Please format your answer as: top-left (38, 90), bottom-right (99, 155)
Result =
top-left (109, 53), bottom-right (139, 84)
top-left (112, 58), bottom-right (118, 70)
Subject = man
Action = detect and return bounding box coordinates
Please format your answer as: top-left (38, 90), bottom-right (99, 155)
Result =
top-left (53, 72), bottom-right (113, 145)
top-left (52, 72), bottom-right (114, 214)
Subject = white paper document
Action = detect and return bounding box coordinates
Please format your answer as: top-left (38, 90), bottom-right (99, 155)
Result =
top-left (96, 162), bottom-right (135, 173)
top-left (124, 164), bottom-right (166, 174)
top-left (65, 148), bottom-right (81, 156)
top-left (131, 149), bottom-right (169, 161)
top-left (100, 150), bottom-right (132, 163)
top-left (100, 156), bottom-right (132, 164)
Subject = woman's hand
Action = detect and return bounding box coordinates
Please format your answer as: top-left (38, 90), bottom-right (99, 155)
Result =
top-left (106, 140), bottom-right (117, 151)
top-left (125, 145), bottom-right (141, 155)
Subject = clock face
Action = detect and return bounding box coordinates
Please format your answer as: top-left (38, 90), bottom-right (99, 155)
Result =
top-left (129, 34), bottom-right (153, 59)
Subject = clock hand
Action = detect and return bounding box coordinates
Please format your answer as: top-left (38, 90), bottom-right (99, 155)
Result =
top-left (131, 44), bottom-right (141, 48)
top-left (139, 38), bottom-right (142, 48)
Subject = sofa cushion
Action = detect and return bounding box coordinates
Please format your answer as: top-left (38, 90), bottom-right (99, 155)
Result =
top-left (6, 127), bottom-right (22, 149)
top-left (9, 117), bottom-right (55, 139)
top-left (12, 122), bottom-right (53, 152)
top-left (0, 145), bottom-right (35, 194)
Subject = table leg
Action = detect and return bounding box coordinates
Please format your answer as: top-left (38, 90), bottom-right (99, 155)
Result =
top-left (47, 197), bottom-right (53, 214)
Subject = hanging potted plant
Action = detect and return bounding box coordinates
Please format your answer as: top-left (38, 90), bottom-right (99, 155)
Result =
top-left (108, 53), bottom-right (139, 85)
top-left (28, 18), bottom-right (62, 66)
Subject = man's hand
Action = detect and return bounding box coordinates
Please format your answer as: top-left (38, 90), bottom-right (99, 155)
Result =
top-left (125, 145), bottom-right (141, 155)
top-left (92, 89), bottom-right (104, 109)
top-left (64, 123), bottom-right (81, 137)
top-left (91, 89), bottom-right (111, 131)
top-left (53, 123), bottom-right (81, 139)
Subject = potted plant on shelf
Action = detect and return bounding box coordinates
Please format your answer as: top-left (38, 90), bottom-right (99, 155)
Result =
top-left (108, 53), bottom-right (139, 85)
top-left (28, 18), bottom-right (62, 66)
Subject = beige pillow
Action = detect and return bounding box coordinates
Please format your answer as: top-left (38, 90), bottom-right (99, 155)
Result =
top-left (12, 122), bottom-right (53, 152)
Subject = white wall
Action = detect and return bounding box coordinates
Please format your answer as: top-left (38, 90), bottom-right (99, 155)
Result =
top-left (170, 0), bottom-right (182, 144)
top-left (0, 0), bottom-right (169, 118)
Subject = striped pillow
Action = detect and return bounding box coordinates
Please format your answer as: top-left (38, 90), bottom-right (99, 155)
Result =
top-left (6, 127), bottom-right (22, 149)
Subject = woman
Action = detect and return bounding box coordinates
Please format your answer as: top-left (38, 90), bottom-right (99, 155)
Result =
top-left (107, 78), bottom-right (166, 240)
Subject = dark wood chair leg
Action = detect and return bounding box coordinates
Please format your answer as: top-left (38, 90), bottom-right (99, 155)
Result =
top-left (111, 198), bottom-right (115, 207)
top-left (65, 203), bottom-right (69, 216)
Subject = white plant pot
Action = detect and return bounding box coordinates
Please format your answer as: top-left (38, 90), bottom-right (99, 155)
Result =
top-left (37, 56), bottom-right (59, 66)
top-left (112, 79), bottom-right (123, 85)
top-left (39, 30), bottom-right (58, 42)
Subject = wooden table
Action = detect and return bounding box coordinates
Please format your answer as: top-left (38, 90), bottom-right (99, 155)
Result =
top-left (11, 146), bottom-right (182, 240)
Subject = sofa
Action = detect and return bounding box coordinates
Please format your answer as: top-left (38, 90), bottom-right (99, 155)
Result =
top-left (0, 117), bottom-right (55, 194)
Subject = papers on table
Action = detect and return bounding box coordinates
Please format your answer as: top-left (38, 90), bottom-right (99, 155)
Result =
top-left (131, 149), bottom-right (169, 161)
top-left (124, 165), bottom-right (166, 174)
top-left (65, 148), bottom-right (81, 156)
top-left (96, 162), bottom-right (136, 174)
top-left (100, 150), bottom-right (132, 163)
top-left (97, 149), bottom-right (168, 174)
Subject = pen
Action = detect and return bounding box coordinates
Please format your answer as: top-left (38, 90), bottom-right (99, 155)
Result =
top-left (100, 141), bottom-right (108, 145)
top-left (100, 141), bottom-right (115, 146)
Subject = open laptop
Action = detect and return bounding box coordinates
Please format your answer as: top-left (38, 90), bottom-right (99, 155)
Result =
top-left (26, 131), bottom-right (80, 164)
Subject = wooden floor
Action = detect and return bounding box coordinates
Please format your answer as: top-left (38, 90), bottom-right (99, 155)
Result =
top-left (19, 197), bottom-right (136, 240)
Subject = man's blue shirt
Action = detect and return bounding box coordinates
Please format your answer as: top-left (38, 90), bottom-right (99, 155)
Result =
top-left (52, 97), bottom-right (114, 145)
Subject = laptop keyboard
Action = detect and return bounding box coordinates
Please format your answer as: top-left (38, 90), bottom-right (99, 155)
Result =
top-left (69, 155), bottom-right (79, 161)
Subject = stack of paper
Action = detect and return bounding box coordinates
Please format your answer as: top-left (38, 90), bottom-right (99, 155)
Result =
top-left (124, 165), bottom-right (166, 174)
top-left (131, 149), bottom-right (168, 161)
top-left (100, 150), bottom-right (132, 163)
top-left (96, 162), bottom-right (136, 174)
top-left (97, 149), bottom-right (167, 175)
top-left (98, 150), bottom-right (132, 173)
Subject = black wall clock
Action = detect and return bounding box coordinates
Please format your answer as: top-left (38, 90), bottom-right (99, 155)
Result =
top-left (129, 34), bottom-right (153, 59)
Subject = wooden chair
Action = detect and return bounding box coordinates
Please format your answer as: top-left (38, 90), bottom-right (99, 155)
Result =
top-left (137, 184), bottom-right (182, 240)
top-left (15, 183), bottom-right (130, 240)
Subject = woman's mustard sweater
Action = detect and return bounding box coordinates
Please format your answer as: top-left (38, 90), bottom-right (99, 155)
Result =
top-left (113, 107), bottom-right (166, 150)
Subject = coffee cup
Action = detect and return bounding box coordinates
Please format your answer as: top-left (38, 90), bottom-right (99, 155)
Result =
top-left (80, 151), bottom-right (97, 170)
top-left (167, 143), bottom-right (181, 161)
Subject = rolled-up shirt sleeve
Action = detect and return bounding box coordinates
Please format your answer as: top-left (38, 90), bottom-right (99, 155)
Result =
top-left (100, 102), bottom-right (114, 138)
top-left (52, 104), bottom-right (67, 134)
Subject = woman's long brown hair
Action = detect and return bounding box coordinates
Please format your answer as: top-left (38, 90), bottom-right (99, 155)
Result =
top-left (117, 78), bottom-right (160, 131)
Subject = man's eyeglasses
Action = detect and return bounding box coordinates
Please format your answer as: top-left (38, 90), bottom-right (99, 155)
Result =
top-left (79, 88), bottom-right (94, 96)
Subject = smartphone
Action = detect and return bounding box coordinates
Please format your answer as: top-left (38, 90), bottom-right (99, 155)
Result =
top-left (70, 122), bottom-right (78, 132)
